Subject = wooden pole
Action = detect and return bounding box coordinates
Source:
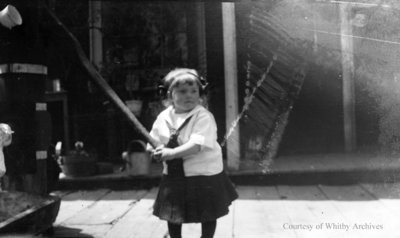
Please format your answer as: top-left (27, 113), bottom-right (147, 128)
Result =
top-left (44, 5), bottom-right (159, 148)
top-left (340, 3), bottom-right (356, 152)
top-left (222, 2), bottom-right (240, 170)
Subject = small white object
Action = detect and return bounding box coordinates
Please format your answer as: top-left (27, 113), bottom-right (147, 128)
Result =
top-left (55, 141), bottom-right (62, 157)
top-left (53, 79), bottom-right (61, 92)
top-left (0, 5), bottom-right (22, 29)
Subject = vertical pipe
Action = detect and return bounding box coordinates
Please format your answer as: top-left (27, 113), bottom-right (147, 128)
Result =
top-left (89, 0), bottom-right (102, 68)
top-left (340, 3), bottom-right (356, 152)
top-left (195, 2), bottom-right (207, 76)
top-left (222, 2), bottom-right (240, 170)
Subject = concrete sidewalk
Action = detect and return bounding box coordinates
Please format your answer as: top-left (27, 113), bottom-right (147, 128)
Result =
top-left (56, 153), bottom-right (400, 190)
top-left (50, 183), bottom-right (400, 238)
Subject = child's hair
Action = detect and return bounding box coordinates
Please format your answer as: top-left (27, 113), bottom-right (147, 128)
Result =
top-left (159, 68), bottom-right (209, 107)
top-left (160, 68), bottom-right (208, 99)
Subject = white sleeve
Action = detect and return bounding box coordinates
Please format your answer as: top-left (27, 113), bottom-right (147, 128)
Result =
top-left (188, 111), bottom-right (217, 149)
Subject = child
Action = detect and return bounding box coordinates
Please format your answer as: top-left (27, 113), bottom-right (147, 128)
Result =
top-left (149, 68), bottom-right (238, 238)
top-left (0, 123), bottom-right (13, 178)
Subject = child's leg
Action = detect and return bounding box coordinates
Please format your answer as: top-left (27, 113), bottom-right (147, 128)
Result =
top-left (201, 220), bottom-right (217, 238)
top-left (168, 222), bottom-right (182, 238)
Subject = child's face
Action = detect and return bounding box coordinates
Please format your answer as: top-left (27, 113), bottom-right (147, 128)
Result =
top-left (171, 82), bottom-right (200, 113)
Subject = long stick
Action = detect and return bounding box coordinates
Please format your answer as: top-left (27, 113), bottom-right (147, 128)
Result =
top-left (44, 6), bottom-right (159, 148)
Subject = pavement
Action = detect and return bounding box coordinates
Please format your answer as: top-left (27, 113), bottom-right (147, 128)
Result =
top-left (55, 152), bottom-right (400, 190)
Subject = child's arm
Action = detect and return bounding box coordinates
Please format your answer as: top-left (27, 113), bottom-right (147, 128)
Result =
top-left (153, 142), bottom-right (201, 161)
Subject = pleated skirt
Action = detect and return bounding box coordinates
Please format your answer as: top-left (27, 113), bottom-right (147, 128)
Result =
top-left (153, 171), bottom-right (238, 224)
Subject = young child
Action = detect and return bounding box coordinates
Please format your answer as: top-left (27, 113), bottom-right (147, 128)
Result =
top-left (149, 68), bottom-right (238, 238)
top-left (0, 123), bottom-right (13, 178)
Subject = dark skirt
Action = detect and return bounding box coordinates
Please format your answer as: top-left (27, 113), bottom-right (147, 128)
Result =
top-left (153, 171), bottom-right (238, 224)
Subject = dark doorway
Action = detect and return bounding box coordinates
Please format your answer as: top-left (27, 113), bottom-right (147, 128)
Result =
top-left (278, 63), bottom-right (344, 155)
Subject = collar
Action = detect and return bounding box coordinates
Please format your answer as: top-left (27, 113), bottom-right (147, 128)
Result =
top-left (164, 105), bottom-right (203, 125)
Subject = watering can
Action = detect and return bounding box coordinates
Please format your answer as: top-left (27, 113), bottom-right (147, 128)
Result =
top-left (122, 140), bottom-right (151, 176)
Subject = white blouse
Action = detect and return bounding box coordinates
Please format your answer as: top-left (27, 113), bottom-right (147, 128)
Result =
top-left (149, 105), bottom-right (223, 176)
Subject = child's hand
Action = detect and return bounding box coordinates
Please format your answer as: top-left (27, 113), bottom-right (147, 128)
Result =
top-left (153, 146), bottom-right (176, 161)
top-left (151, 144), bottom-right (165, 162)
